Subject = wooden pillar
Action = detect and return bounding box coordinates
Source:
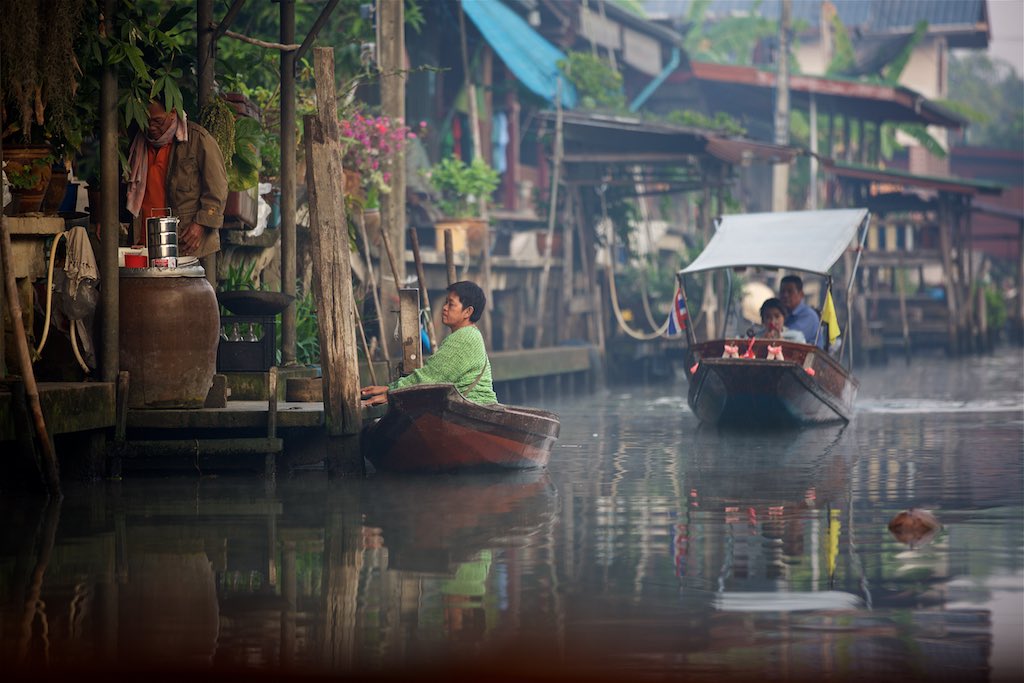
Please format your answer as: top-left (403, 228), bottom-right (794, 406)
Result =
top-left (936, 195), bottom-right (960, 354)
top-left (842, 116), bottom-right (852, 162)
top-left (503, 77), bottom-right (521, 210)
top-left (1018, 217), bottom-right (1024, 342)
top-left (100, 0), bottom-right (120, 382)
top-left (280, 0), bottom-right (298, 365)
top-left (303, 47), bottom-right (362, 437)
top-left (809, 93), bottom-right (819, 210)
top-left (197, 0), bottom-right (217, 287)
top-left (856, 119), bottom-right (866, 164)
top-left (379, 0), bottom-right (406, 359)
top-left (826, 109), bottom-right (835, 159)
top-left (560, 189), bottom-right (575, 344)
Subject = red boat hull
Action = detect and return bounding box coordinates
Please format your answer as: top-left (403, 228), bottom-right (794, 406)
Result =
top-left (362, 384), bottom-right (561, 473)
top-left (685, 340), bottom-right (858, 427)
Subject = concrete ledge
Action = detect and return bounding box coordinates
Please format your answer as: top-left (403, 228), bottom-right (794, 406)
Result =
top-left (0, 381), bottom-right (115, 441)
top-left (491, 346), bottom-right (593, 381)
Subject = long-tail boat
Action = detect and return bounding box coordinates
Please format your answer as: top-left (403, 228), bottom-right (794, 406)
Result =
top-left (678, 209), bottom-right (870, 428)
top-left (362, 384), bottom-right (560, 473)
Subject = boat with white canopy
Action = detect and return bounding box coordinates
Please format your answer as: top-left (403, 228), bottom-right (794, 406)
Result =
top-left (677, 208), bottom-right (870, 427)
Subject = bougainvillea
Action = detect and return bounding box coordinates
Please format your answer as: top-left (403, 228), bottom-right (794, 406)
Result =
top-left (340, 111), bottom-right (425, 205)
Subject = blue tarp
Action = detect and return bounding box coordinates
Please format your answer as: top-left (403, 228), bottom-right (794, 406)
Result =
top-left (461, 1), bottom-right (577, 109)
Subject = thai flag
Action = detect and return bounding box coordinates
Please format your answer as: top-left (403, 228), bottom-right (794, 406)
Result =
top-left (666, 285), bottom-right (688, 337)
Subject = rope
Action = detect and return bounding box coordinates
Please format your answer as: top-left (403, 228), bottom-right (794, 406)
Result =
top-left (598, 186), bottom-right (669, 341)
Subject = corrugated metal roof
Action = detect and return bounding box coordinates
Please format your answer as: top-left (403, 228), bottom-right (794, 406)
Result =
top-left (462, 0), bottom-right (577, 109)
top-left (661, 0), bottom-right (985, 33)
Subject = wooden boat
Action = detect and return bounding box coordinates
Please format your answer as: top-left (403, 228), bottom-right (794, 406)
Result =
top-left (678, 209), bottom-right (870, 428)
top-left (687, 338), bottom-right (858, 426)
top-left (362, 383), bottom-right (561, 473)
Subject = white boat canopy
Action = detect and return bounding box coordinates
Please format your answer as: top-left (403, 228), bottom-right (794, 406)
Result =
top-left (680, 208), bottom-right (869, 277)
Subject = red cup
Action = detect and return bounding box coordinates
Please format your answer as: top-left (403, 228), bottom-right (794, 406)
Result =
top-left (124, 254), bottom-right (148, 268)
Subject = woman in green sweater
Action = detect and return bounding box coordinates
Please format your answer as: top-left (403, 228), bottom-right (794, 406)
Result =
top-left (360, 280), bottom-right (498, 406)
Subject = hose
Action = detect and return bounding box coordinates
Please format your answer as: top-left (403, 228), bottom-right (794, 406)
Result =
top-left (35, 231), bottom-right (90, 373)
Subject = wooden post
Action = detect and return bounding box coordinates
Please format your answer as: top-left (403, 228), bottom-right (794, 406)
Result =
top-left (560, 187), bottom-right (575, 344)
top-left (267, 366), bottom-right (279, 439)
top-left (896, 257), bottom-right (911, 365)
top-left (408, 228), bottom-right (438, 350)
top-left (535, 77), bottom-right (564, 348)
top-left (100, 0), bottom-right (119, 383)
top-left (379, 0), bottom-right (406, 362)
top-left (398, 288), bottom-right (423, 371)
top-left (444, 229), bottom-right (456, 285)
top-left (280, 0), bottom-right (298, 365)
top-left (937, 196), bottom-right (961, 354)
top-left (303, 47), bottom-right (361, 437)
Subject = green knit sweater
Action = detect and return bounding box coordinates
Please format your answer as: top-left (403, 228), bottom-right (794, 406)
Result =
top-left (388, 325), bottom-right (498, 404)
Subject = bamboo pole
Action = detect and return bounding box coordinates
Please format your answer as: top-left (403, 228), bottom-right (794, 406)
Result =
top-left (408, 228), bottom-right (438, 351)
top-left (353, 305), bottom-right (378, 385)
top-left (356, 212), bottom-right (391, 365)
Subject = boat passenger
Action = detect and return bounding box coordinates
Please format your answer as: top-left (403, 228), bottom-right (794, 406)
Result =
top-left (759, 298), bottom-right (806, 343)
top-left (779, 275), bottom-right (824, 348)
top-left (360, 280), bottom-right (498, 407)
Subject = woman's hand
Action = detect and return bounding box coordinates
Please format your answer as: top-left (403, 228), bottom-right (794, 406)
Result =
top-left (360, 385), bottom-right (389, 407)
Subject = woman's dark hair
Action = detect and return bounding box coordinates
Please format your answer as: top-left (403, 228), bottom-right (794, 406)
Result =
top-left (448, 280), bottom-right (486, 323)
top-left (760, 297), bottom-right (788, 319)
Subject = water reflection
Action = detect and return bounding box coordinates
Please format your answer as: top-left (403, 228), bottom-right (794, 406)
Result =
top-left (1, 352), bottom-right (1021, 681)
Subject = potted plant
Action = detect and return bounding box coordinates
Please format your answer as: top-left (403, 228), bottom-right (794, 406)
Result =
top-left (425, 156), bottom-right (500, 254)
top-left (340, 109), bottom-right (421, 246)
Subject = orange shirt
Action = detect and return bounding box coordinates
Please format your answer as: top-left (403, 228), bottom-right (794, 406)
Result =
top-left (139, 144), bottom-right (172, 244)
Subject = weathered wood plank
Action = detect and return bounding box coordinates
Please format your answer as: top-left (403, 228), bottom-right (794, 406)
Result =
top-left (304, 47), bottom-right (361, 436)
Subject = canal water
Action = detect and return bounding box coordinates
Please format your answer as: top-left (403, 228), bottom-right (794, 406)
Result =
top-left (2, 350), bottom-right (1021, 681)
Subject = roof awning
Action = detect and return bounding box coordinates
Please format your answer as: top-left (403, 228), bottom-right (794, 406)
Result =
top-left (686, 61), bottom-right (965, 129)
top-left (462, 1), bottom-right (577, 109)
top-left (824, 160), bottom-right (1003, 196)
top-left (681, 209), bottom-right (870, 276)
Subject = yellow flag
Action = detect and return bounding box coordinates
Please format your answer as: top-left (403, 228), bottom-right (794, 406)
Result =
top-left (821, 289), bottom-right (841, 344)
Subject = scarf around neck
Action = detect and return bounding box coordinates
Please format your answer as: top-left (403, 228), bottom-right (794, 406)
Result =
top-left (125, 110), bottom-right (189, 218)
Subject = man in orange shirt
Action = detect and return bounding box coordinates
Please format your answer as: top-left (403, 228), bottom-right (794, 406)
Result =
top-left (126, 101), bottom-right (228, 258)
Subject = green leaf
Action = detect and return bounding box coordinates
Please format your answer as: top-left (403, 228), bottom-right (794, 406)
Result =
top-left (124, 44), bottom-right (150, 81)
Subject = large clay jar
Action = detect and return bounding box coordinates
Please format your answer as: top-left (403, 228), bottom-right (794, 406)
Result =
top-left (119, 264), bottom-right (220, 408)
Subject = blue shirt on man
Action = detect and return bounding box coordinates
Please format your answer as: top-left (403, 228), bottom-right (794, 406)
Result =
top-left (786, 301), bottom-right (824, 348)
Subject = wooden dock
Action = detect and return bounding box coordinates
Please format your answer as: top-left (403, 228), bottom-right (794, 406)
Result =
top-left (2, 345), bottom-right (597, 478)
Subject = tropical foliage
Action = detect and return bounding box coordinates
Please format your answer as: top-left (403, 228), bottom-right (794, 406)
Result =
top-left (425, 156), bottom-right (500, 218)
top-left (557, 52), bottom-right (625, 110)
